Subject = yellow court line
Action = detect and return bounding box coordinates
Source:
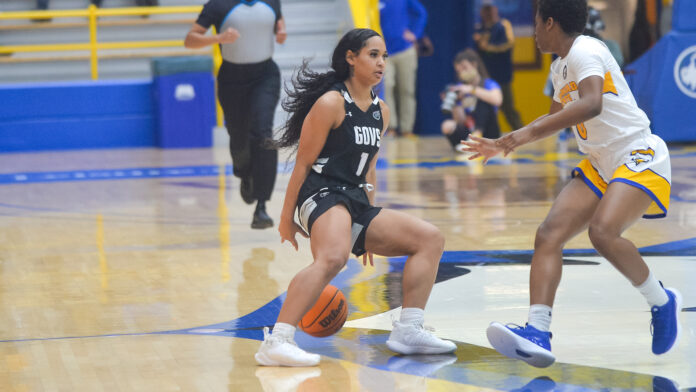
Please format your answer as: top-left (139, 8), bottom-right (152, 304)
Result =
top-left (96, 213), bottom-right (109, 290)
top-left (218, 165), bottom-right (231, 283)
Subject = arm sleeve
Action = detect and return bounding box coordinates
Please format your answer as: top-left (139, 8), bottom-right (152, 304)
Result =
top-left (272, 0), bottom-right (282, 22)
top-left (483, 78), bottom-right (500, 91)
top-left (407, 0), bottom-right (428, 39)
top-left (570, 40), bottom-right (606, 83)
top-left (195, 0), bottom-right (219, 29)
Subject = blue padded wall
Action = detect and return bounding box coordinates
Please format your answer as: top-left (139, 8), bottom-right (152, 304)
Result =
top-left (414, 0), bottom-right (475, 135)
top-left (0, 79), bottom-right (155, 152)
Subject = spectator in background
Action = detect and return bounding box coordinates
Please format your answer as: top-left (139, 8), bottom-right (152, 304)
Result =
top-left (629, 0), bottom-right (660, 62)
top-left (379, 0), bottom-right (427, 137)
top-left (584, 6), bottom-right (624, 68)
top-left (473, 2), bottom-right (523, 131)
top-left (441, 49), bottom-right (502, 151)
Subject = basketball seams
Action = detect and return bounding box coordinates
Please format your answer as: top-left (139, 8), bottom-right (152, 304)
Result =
top-left (301, 287), bottom-right (340, 328)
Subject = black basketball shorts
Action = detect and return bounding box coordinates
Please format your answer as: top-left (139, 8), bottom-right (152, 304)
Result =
top-left (296, 187), bottom-right (382, 257)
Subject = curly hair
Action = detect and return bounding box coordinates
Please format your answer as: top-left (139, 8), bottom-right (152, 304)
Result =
top-left (538, 0), bottom-right (588, 35)
top-left (276, 28), bottom-right (381, 149)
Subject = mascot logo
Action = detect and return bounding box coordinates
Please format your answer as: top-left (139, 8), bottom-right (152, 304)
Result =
top-left (628, 148), bottom-right (655, 170)
top-left (674, 45), bottom-right (696, 99)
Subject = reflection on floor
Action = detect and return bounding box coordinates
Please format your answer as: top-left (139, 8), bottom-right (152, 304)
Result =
top-left (0, 136), bottom-right (695, 391)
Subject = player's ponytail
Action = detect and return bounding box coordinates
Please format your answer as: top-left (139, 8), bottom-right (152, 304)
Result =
top-left (277, 28), bottom-right (381, 149)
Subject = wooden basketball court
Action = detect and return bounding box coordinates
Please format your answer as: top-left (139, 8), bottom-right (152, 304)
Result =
top-left (1, 135), bottom-right (694, 391)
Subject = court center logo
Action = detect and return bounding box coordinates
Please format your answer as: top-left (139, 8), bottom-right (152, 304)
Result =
top-left (674, 45), bottom-right (696, 99)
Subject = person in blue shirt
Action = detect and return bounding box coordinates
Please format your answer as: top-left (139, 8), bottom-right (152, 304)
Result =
top-left (379, 0), bottom-right (427, 137)
top-left (474, 2), bottom-right (523, 131)
top-left (440, 49), bottom-right (502, 151)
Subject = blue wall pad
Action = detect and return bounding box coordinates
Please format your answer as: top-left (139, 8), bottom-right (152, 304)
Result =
top-left (414, 0), bottom-right (475, 135)
top-left (624, 0), bottom-right (696, 142)
top-left (0, 80), bottom-right (156, 152)
top-left (152, 71), bottom-right (215, 148)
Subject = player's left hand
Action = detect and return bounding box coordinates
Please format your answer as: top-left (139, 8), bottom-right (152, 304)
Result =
top-left (458, 135), bottom-right (502, 164)
top-left (362, 252), bottom-right (374, 267)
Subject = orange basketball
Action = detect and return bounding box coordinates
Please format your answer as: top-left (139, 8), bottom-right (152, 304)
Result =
top-left (299, 284), bottom-right (348, 337)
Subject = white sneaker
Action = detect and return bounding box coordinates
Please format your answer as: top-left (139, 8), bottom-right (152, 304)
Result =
top-left (386, 320), bottom-right (457, 355)
top-left (255, 327), bottom-right (321, 367)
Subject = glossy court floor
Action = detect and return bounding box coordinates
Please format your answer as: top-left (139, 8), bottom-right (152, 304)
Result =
top-left (1, 134), bottom-right (695, 392)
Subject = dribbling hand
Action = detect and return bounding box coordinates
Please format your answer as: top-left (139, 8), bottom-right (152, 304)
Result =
top-left (279, 218), bottom-right (308, 251)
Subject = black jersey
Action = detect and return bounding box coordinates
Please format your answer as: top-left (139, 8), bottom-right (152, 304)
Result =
top-left (309, 82), bottom-right (383, 189)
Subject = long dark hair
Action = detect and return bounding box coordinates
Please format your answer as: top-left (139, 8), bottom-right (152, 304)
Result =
top-left (453, 49), bottom-right (490, 87)
top-left (277, 28), bottom-right (381, 149)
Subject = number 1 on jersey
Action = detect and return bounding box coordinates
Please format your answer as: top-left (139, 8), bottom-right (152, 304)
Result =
top-left (356, 152), bottom-right (369, 176)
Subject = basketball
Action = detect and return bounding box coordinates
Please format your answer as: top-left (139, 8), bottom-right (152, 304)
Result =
top-left (299, 285), bottom-right (348, 337)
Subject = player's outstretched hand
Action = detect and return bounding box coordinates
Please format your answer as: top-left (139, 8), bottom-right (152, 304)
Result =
top-left (458, 135), bottom-right (503, 164)
top-left (495, 129), bottom-right (532, 156)
top-left (279, 218), bottom-right (308, 251)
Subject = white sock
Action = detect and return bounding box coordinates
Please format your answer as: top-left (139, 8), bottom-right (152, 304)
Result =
top-left (528, 304), bottom-right (553, 332)
top-left (635, 271), bottom-right (669, 307)
top-left (400, 307), bottom-right (425, 324)
top-left (272, 322), bottom-right (296, 339)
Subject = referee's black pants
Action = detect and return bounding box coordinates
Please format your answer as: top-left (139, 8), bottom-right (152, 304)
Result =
top-left (217, 59), bottom-right (280, 202)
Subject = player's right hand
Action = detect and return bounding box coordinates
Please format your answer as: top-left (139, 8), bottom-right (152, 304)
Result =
top-left (279, 218), bottom-right (308, 251)
top-left (217, 28), bottom-right (240, 44)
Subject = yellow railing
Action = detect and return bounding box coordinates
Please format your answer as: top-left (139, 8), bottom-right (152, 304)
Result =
top-left (0, 5), bottom-right (222, 80)
top-left (0, 5), bottom-right (224, 126)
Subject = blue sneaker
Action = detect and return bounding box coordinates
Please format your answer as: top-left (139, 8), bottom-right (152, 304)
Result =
top-left (652, 375), bottom-right (679, 392)
top-left (510, 376), bottom-right (556, 392)
top-left (651, 287), bottom-right (682, 355)
top-left (486, 322), bottom-right (555, 368)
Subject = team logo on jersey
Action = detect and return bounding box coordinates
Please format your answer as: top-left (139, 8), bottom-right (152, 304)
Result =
top-left (628, 148), bottom-right (655, 169)
top-left (674, 45), bottom-right (696, 98)
top-left (354, 126), bottom-right (381, 147)
top-left (346, 111), bottom-right (352, 117)
top-left (373, 111), bottom-right (381, 121)
top-left (563, 65), bottom-right (567, 79)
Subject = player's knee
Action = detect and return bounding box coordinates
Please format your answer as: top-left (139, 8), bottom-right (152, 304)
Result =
top-left (318, 254), bottom-right (349, 277)
top-left (534, 222), bottom-right (562, 249)
top-left (420, 224), bottom-right (445, 257)
top-left (588, 222), bottom-right (614, 252)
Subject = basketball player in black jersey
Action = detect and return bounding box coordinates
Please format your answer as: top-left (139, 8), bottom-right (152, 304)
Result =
top-left (254, 29), bottom-right (456, 367)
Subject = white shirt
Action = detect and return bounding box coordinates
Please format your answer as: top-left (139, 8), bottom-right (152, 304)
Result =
top-left (551, 35), bottom-right (651, 156)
